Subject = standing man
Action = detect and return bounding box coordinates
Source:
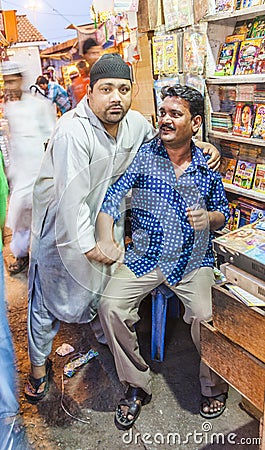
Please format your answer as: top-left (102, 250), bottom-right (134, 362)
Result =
top-left (35, 75), bottom-right (71, 115)
top-left (24, 54), bottom-right (220, 403)
top-left (96, 85), bottom-right (230, 429)
top-left (1, 61), bottom-right (56, 275)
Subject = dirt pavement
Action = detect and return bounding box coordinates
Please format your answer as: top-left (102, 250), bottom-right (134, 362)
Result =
top-left (2, 231), bottom-right (261, 450)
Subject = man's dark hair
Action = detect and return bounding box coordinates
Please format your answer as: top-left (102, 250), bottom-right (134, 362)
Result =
top-left (36, 75), bottom-right (48, 86)
top-left (160, 84), bottom-right (204, 122)
top-left (82, 38), bottom-right (98, 55)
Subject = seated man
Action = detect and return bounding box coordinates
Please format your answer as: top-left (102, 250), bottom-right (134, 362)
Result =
top-left (94, 84), bottom-right (230, 430)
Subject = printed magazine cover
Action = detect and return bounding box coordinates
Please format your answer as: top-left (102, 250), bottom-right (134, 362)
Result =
top-left (235, 38), bottom-right (263, 75)
top-left (233, 159), bottom-right (256, 189)
top-left (214, 42), bottom-right (239, 76)
top-left (219, 157), bottom-right (237, 183)
top-left (213, 221), bottom-right (265, 266)
top-left (232, 102), bottom-right (256, 138)
top-left (252, 104), bottom-right (265, 139)
top-left (253, 163), bottom-right (265, 192)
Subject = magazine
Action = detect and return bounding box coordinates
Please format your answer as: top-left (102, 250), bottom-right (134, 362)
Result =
top-left (183, 26), bottom-right (207, 75)
top-left (232, 102), bottom-right (256, 138)
top-left (252, 104), bottom-right (265, 139)
top-left (224, 201), bottom-right (241, 231)
top-left (164, 34), bottom-right (178, 74)
top-left (253, 163), bottom-right (265, 192)
top-left (219, 157), bottom-right (237, 183)
top-left (214, 42), bottom-right (239, 76)
top-left (215, 0), bottom-right (234, 12)
top-left (213, 221), bottom-right (265, 266)
top-left (226, 283), bottom-right (265, 307)
top-left (152, 36), bottom-right (165, 75)
top-left (235, 38), bottom-right (263, 75)
top-left (233, 159), bottom-right (256, 189)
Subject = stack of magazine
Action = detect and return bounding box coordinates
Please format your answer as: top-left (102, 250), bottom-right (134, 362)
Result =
top-left (214, 220), bottom-right (265, 306)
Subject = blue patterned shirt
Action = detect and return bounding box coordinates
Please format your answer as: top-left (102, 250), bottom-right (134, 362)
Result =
top-left (101, 138), bottom-right (229, 285)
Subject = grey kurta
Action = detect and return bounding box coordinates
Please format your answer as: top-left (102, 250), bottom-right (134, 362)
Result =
top-left (29, 97), bottom-right (157, 323)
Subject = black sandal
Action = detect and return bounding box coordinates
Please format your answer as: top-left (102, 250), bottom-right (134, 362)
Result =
top-left (200, 392), bottom-right (228, 419)
top-left (115, 386), bottom-right (152, 430)
top-left (25, 359), bottom-right (52, 404)
top-left (9, 256), bottom-right (29, 275)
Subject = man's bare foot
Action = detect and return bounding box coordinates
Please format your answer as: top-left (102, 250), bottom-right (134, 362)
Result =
top-left (200, 393), bottom-right (228, 419)
top-left (24, 360), bottom-right (52, 404)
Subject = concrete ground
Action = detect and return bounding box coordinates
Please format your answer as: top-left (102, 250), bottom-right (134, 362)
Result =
top-left (3, 233), bottom-right (261, 450)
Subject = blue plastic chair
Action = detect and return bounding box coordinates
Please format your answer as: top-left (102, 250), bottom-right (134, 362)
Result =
top-left (151, 284), bottom-right (181, 362)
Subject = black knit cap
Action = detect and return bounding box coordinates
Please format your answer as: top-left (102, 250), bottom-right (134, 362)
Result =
top-left (90, 53), bottom-right (132, 87)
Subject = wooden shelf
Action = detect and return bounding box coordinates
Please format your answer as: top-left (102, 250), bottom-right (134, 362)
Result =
top-left (204, 4), bottom-right (265, 22)
top-left (223, 183), bottom-right (265, 202)
top-left (206, 75), bottom-right (265, 85)
top-left (208, 131), bottom-right (265, 147)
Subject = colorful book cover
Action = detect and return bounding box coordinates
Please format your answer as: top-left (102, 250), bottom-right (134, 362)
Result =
top-left (250, 207), bottom-right (265, 223)
top-left (248, 15), bottom-right (265, 38)
top-left (162, 0), bottom-right (178, 30)
top-left (235, 38), bottom-right (263, 75)
top-left (252, 104), bottom-right (265, 139)
top-left (254, 38), bottom-right (265, 74)
top-left (233, 19), bottom-right (253, 37)
top-left (164, 34), bottom-right (178, 74)
top-left (253, 163), bottom-right (265, 192)
top-left (225, 34), bottom-right (246, 43)
top-left (224, 201), bottom-right (241, 231)
top-left (232, 102), bottom-right (256, 138)
top-left (219, 157), bottom-right (237, 183)
top-left (233, 159), bottom-right (256, 189)
top-left (214, 42), bottom-right (239, 76)
top-left (183, 27), bottom-right (207, 75)
top-left (152, 36), bottom-right (165, 75)
top-left (246, 0), bottom-right (262, 7)
top-left (215, 0), bottom-right (234, 12)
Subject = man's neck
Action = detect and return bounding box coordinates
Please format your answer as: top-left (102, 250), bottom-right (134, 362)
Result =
top-left (164, 141), bottom-right (192, 171)
top-left (104, 123), bottom-right (119, 138)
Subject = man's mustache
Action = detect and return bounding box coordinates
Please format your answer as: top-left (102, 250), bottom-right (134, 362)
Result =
top-left (159, 124), bottom-right (175, 131)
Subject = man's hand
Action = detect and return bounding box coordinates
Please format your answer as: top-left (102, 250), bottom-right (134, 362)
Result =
top-left (85, 241), bottom-right (124, 265)
top-left (196, 140), bottom-right (221, 171)
top-left (186, 207), bottom-right (209, 231)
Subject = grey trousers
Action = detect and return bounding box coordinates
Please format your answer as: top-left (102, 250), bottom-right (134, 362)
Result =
top-left (98, 265), bottom-right (228, 398)
top-left (27, 266), bottom-right (105, 366)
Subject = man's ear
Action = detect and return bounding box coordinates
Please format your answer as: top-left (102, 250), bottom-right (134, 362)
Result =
top-left (87, 85), bottom-right (92, 96)
top-left (191, 115), bottom-right (202, 134)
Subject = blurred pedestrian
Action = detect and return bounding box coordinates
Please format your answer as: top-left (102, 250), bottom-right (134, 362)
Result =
top-left (0, 146), bottom-right (29, 449)
top-left (35, 75), bottom-right (71, 115)
top-left (82, 38), bottom-right (102, 73)
top-left (66, 69), bottom-right (80, 108)
top-left (67, 60), bottom-right (90, 108)
top-left (1, 61), bottom-right (56, 275)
